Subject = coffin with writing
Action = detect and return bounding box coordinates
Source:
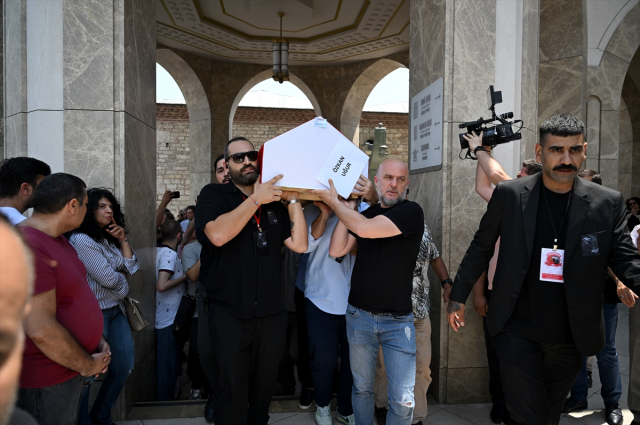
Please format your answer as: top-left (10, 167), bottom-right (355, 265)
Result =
top-left (260, 117), bottom-right (369, 200)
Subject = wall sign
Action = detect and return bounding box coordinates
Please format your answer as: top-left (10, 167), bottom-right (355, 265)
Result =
top-left (409, 77), bottom-right (443, 173)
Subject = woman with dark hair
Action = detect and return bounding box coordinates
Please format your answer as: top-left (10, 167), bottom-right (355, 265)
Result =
top-left (626, 197), bottom-right (640, 232)
top-left (68, 188), bottom-right (139, 425)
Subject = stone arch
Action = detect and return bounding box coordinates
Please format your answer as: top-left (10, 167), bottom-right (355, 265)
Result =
top-left (340, 59), bottom-right (407, 145)
top-left (585, 1), bottom-right (640, 191)
top-left (156, 48), bottom-right (212, 203)
top-left (229, 70), bottom-right (322, 139)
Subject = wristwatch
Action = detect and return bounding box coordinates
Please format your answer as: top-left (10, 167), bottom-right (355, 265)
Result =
top-left (286, 199), bottom-right (299, 205)
top-left (441, 278), bottom-right (454, 287)
top-left (473, 146), bottom-right (488, 155)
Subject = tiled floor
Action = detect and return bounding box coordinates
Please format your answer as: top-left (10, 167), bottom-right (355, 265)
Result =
top-left (120, 306), bottom-right (636, 425)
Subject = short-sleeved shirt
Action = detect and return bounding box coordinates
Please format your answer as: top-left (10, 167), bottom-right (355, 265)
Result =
top-left (412, 222), bottom-right (441, 320)
top-left (19, 227), bottom-right (104, 388)
top-left (195, 182), bottom-right (291, 318)
top-left (349, 200), bottom-right (424, 315)
top-left (155, 246), bottom-right (185, 329)
top-left (182, 241), bottom-right (202, 318)
top-left (0, 207), bottom-right (26, 225)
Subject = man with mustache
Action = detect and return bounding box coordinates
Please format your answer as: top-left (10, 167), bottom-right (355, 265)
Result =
top-left (313, 158), bottom-right (424, 425)
top-left (195, 136), bottom-right (308, 424)
top-left (446, 114), bottom-right (640, 424)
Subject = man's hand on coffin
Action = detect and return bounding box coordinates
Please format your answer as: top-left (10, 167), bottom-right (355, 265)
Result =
top-left (253, 174), bottom-right (284, 205)
top-left (339, 197), bottom-right (357, 210)
top-left (352, 175), bottom-right (378, 204)
top-left (309, 179), bottom-right (340, 208)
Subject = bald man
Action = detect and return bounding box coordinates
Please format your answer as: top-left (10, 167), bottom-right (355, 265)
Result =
top-left (313, 159), bottom-right (425, 425)
top-left (0, 215), bottom-right (37, 425)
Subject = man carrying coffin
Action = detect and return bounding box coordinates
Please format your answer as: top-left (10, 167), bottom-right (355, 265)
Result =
top-left (313, 158), bottom-right (424, 425)
top-left (195, 136), bottom-right (308, 425)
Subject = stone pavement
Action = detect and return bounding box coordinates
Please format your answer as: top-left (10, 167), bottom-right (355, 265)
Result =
top-left (120, 305), bottom-right (636, 425)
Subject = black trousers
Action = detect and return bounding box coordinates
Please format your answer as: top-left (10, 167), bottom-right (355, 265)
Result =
top-left (492, 333), bottom-right (582, 425)
top-left (197, 286), bottom-right (216, 395)
top-left (294, 287), bottom-right (314, 389)
top-left (483, 291), bottom-right (506, 407)
top-left (276, 311), bottom-right (298, 394)
top-left (209, 303), bottom-right (288, 425)
top-left (306, 298), bottom-right (353, 414)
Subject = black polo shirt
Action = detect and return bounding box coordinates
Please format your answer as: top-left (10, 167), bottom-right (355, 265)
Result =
top-left (195, 182), bottom-right (291, 318)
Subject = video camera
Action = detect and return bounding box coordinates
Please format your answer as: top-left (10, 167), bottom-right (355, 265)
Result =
top-left (459, 86), bottom-right (522, 159)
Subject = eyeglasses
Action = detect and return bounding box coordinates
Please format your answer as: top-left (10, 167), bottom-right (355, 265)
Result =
top-left (227, 151), bottom-right (258, 164)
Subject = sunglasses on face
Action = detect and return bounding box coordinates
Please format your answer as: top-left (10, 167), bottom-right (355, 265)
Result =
top-left (227, 151), bottom-right (259, 164)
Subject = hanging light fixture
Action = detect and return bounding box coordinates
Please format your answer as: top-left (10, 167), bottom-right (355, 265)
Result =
top-left (272, 12), bottom-right (290, 84)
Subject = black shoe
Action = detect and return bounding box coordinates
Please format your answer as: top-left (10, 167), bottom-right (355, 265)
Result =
top-left (204, 393), bottom-right (215, 423)
top-left (374, 406), bottom-right (387, 425)
top-left (605, 403), bottom-right (623, 425)
top-left (587, 371), bottom-right (593, 388)
top-left (490, 404), bottom-right (510, 424)
top-left (299, 388), bottom-right (314, 410)
top-left (562, 397), bottom-right (588, 413)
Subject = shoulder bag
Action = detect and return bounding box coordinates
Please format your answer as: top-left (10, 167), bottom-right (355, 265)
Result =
top-left (123, 296), bottom-right (151, 332)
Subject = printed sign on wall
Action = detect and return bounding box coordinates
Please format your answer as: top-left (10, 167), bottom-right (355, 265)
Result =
top-left (409, 77), bottom-right (443, 173)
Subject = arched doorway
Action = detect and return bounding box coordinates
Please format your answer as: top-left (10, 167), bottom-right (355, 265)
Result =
top-left (340, 59), bottom-right (408, 146)
top-left (156, 48), bottom-right (212, 204)
top-left (229, 70), bottom-right (322, 140)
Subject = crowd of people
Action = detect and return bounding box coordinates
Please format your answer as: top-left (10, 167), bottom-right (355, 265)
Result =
top-left (0, 113), bottom-right (639, 425)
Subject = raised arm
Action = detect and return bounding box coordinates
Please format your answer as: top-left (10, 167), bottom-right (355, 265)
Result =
top-left (156, 190), bottom-right (173, 228)
top-left (312, 180), bottom-right (400, 239)
top-left (282, 192), bottom-right (308, 253)
top-left (475, 158), bottom-right (495, 203)
top-left (464, 131), bottom-right (511, 185)
top-left (204, 175), bottom-right (283, 247)
top-left (24, 289), bottom-right (111, 377)
top-left (329, 219), bottom-right (357, 258)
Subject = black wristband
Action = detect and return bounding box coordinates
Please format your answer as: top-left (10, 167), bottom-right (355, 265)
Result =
top-left (473, 146), bottom-right (488, 155)
top-left (441, 278), bottom-right (454, 287)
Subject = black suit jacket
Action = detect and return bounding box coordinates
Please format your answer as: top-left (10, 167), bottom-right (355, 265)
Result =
top-left (450, 173), bottom-right (640, 356)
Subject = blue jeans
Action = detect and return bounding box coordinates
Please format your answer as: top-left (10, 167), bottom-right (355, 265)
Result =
top-left (79, 306), bottom-right (135, 425)
top-left (156, 324), bottom-right (178, 401)
top-left (570, 303), bottom-right (622, 404)
top-left (346, 304), bottom-right (416, 425)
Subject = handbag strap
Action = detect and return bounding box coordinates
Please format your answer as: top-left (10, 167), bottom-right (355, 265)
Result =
top-left (127, 297), bottom-right (143, 322)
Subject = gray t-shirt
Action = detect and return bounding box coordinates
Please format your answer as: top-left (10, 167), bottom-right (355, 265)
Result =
top-left (182, 241), bottom-right (202, 318)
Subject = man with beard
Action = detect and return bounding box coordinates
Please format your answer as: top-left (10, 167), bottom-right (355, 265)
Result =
top-left (313, 158), bottom-right (424, 425)
top-left (446, 114), bottom-right (640, 424)
top-left (195, 136), bottom-right (308, 425)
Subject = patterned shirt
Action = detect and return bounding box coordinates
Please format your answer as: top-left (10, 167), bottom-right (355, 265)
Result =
top-left (69, 233), bottom-right (139, 313)
top-left (411, 222), bottom-right (440, 320)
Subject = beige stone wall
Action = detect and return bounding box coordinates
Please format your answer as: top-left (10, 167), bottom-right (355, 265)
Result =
top-left (156, 120), bottom-right (192, 216)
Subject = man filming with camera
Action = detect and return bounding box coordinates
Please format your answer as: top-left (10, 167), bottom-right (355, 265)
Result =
top-left (447, 114), bottom-right (640, 424)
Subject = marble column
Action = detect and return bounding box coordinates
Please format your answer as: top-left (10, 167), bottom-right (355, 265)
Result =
top-left (409, 0), bottom-right (539, 404)
top-left (3, 0), bottom-right (157, 419)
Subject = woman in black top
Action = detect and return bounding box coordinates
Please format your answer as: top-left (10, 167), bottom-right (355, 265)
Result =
top-left (626, 197), bottom-right (640, 232)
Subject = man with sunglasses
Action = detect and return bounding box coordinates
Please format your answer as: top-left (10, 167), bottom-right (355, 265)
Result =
top-left (195, 136), bottom-right (308, 425)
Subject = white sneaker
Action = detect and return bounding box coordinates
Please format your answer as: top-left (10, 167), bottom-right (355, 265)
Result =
top-left (315, 405), bottom-right (332, 425)
top-left (189, 388), bottom-right (202, 400)
top-left (336, 411), bottom-right (356, 425)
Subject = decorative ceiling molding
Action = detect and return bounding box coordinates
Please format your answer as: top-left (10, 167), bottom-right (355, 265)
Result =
top-left (156, 0), bottom-right (409, 65)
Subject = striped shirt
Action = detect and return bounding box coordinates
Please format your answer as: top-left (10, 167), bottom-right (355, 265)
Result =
top-left (69, 232), bottom-right (139, 312)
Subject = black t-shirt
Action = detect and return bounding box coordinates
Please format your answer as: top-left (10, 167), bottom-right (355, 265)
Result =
top-left (348, 200), bottom-right (424, 315)
top-left (195, 182), bottom-right (291, 318)
top-left (506, 185), bottom-right (573, 343)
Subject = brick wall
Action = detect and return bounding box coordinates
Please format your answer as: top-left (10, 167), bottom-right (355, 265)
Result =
top-left (156, 104), bottom-right (191, 216)
top-left (155, 103), bottom-right (409, 209)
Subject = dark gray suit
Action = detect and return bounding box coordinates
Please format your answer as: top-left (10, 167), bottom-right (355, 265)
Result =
top-left (450, 173), bottom-right (640, 424)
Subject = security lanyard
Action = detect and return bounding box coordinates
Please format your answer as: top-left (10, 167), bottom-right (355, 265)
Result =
top-left (241, 195), bottom-right (262, 231)
top-left (541, 188), bottom-right (572, 251)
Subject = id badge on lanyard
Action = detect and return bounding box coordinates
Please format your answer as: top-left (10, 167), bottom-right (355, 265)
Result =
top-left (242, 194), bottom-right (269, 257)
top-left (539, 188), bottom-right (572, 283)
